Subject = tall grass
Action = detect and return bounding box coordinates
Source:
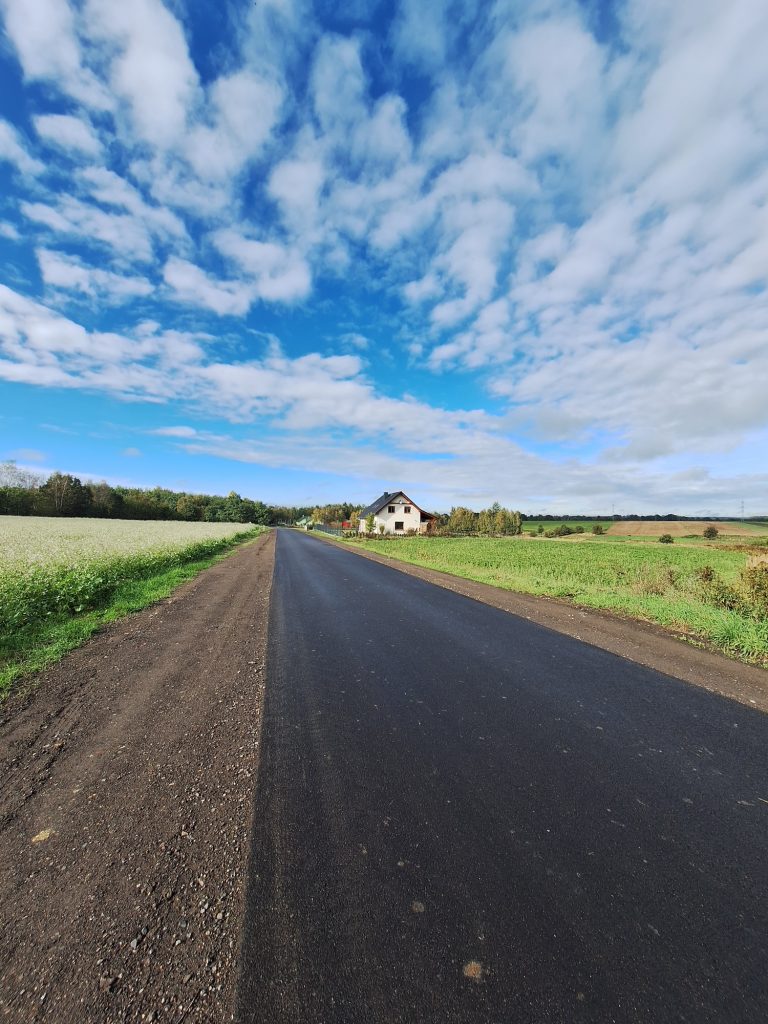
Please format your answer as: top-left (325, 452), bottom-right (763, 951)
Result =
top-left (0, 518), bottom-right (264, 635)
top-left (343, 536), bottom-right (768, 665)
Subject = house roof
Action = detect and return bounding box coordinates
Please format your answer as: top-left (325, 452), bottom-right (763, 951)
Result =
top-left (359, 491), bottom-right (435, 519)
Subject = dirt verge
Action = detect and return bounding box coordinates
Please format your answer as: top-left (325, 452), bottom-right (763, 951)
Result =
top-left (316, 535), bottom-right (768, 712)
top-left (0, 531), bottom-right (275, 1023)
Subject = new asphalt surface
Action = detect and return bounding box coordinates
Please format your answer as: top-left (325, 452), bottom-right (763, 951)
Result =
top-left (237, 529), bottom-right (768, 1023)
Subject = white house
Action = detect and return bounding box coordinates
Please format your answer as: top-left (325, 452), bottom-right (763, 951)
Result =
top-left (358, 491), bottom-right (436, 535)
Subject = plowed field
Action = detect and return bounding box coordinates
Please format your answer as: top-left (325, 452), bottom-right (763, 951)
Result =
top-left (607, 520), bottom-right (763, 536)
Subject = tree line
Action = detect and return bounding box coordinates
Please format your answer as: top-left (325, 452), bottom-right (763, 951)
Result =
top-left (0, 462), bottom-right (308, 524)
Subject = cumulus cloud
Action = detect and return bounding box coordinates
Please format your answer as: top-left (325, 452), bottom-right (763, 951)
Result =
top-left (0, 119), bottom-right (44, 176)
top-left (37, 249), bottom-right (153, 302)
top-left (162, 258), bottom-right (255, 317)
top-left (84, 0), bottom-right (199, 148)
top-left (212, 230), bottom-right (311, 303)
top-left (0, 0), bottom-right (111, 108)
top-left (34, 114), bottom-right (102, 157)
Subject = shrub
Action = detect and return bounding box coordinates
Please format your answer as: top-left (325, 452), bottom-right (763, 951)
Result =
top-left (659, 534), bottom-right (674, 544)
top-left (698, 571), bottom-right (743, 613)
top-left (703, 526), bottom-right (719, 540)
top-left (696, 565), bottom-right (716, 584)
top-left (592, 524), bottom-right (605, 535)
top-left (741, 565), bottom-right (768, 619)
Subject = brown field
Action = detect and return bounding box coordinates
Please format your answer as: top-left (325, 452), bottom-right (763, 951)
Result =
top-left (607, 521), bottom-right (763, 537)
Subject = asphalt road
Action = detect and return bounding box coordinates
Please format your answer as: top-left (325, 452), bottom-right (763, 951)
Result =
top-left (237, 529), bottom-right (768, 1024)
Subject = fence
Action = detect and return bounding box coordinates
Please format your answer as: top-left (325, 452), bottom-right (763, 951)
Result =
top-left (312, 523), bottom-right (343, 537)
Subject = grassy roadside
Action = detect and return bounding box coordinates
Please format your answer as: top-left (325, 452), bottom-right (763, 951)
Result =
top-left (339, 535), bottom-right (768, 667)
top-left (0, 530), bottom-right (266, 698)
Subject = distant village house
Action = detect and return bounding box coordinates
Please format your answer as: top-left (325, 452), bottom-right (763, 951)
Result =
top-left (358, 491), bottom-right (436, 535)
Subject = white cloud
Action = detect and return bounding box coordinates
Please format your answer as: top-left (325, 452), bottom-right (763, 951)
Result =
top-left (79, 166), bottom-right (187, 240)
top-left (151, 425), bottom-right (198, 438)
top-left (185, 70), bottom-right (283, 181)
top-left (496, 16), bottom-right (608, 165)
top-left (84, 0), bottom-right (199, 147)
top-left (37, 249), bottom-right (153, 301)
top-left (0, 0), bottom-right (111, 109)
top-left (212, 230), bottom-right (311, 303)
top-left (162, 257), bottom-right (255, 316)
top-left (0, 119), bottom-right (44, 176)
top-left (21, 198), bottom-right (155, 263)
top-left (268, 155), bottom-right (325, 230)
top-left (34, 114), bottom-right (102, 157)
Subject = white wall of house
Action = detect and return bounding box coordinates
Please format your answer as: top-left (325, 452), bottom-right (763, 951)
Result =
top-left (358, 495), bottom-right (424, 534)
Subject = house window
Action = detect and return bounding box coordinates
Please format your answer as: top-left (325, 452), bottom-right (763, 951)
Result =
top-left (388, 505), bottom-right (395, 513)
top-left (404, 506), bottom-right (411, 513)
top-left (395, 521), bottom-right (404, 531)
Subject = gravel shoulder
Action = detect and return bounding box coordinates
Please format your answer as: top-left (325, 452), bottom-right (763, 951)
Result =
top-left (314, 535), bottom-right (768, 712)
top-left (0, 530), bottom-right (275, 1024)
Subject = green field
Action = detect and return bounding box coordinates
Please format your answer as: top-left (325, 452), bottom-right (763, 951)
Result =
top-left (0, 517), bottom-right (265, 693)
top-left (521, 520), bottom-right (608, 533)
top-left (343, 535), bottom-right (768, 665)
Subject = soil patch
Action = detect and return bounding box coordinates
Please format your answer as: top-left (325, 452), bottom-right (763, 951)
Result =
top-left (0, 531), bottom-right (275, 1023)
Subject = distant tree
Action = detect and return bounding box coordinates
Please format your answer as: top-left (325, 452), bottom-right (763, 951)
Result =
top-left (243, 500), bottom-right (271, 525)
top-left (703, 526), bottom-right (719, 540)
top-left (494, 508), bottom-right (522, 535)
top-left (476, 509), bottom-right (493, 535)
top-left (659, 534), bottom-right (674, 544)
top-left (449, 507), bottom-right (476, 534)
top-left (39, 472), bottom-right (90, 516)
top-left (176, 494), bottom-right (206, 521)
top-left (87, 482), bottom-right (124, 518)
top-left (0, 460), bottom-right (44, 490)
top-left (0, 486), bottom-right (36, 515)
top-left (592, 524), bottom-right (605, 535)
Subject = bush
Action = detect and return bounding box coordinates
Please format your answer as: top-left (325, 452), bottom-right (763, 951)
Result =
top-left (659, 534), bottom-right (674, 544)
top-left (696, 565), bottom-right (716, 584)
top-left (592, 524), bottom-right (605, 535)
top-left (742, 565), bottom-right (768, 619)
top-left (703, 526), bottom-right (719, 540)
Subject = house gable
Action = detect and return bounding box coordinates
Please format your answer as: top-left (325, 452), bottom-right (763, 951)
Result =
top-left (358, 491), bottom-right (436, 534)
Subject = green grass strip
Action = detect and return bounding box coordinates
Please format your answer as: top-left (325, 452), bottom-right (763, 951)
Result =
top-left (0, 532), bottom-right (263, 698)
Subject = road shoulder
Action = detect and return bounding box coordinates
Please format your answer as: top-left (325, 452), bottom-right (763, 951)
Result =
top-left (310, 533), bottom-right (768, 711)
top-left (0, 530), bottom-right (275, 1023)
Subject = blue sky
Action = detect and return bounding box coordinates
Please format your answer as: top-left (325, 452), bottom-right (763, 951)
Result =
top-left (1, 0), bottom-right (767, 514)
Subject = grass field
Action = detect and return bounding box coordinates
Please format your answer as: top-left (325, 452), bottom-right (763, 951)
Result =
top-left (343, 535), bottom-right (768, 665)
top-left (0, 517), bottom-right (265, 693)
top-left (522, 520), bottom-right (605, 534)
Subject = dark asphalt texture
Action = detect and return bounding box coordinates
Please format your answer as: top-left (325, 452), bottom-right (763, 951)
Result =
top-left (237, 529), bottom-right (768, 1024)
